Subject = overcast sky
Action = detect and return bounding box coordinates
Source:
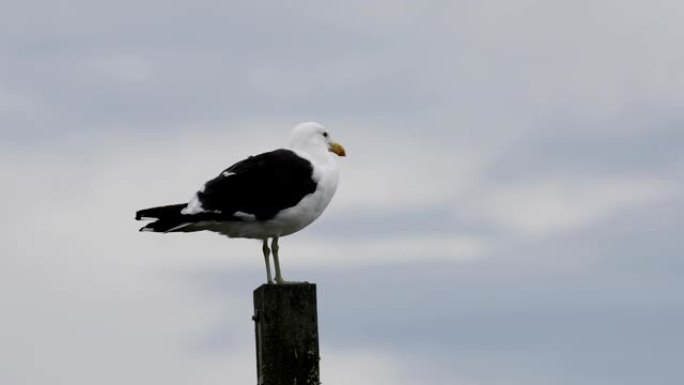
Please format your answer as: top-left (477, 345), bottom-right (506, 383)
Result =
top-left (2, 1), bottom-right (683, 384)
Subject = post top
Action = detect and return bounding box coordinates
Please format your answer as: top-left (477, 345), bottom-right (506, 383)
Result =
top-left (254, 281), bottom-right (316, 292)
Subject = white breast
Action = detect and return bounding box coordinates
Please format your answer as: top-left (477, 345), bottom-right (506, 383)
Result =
top-left (270, 161), bottom-right (339, 236)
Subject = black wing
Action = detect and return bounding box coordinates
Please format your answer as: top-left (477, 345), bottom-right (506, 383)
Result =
top-left (196, 149), bottom-right (317, 220)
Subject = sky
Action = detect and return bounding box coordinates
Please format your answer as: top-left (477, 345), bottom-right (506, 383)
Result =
top-left (1, 0), bottom-right (683, 384)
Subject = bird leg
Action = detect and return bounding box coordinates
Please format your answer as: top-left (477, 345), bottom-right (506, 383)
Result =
top-left (271, 237), bottom-right (286, 284)
top-left (262, 239), bottom-right (273, 284)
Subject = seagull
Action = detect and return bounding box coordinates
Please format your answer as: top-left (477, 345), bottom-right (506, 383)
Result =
top-left (135, 122), bottom-right (346, 284)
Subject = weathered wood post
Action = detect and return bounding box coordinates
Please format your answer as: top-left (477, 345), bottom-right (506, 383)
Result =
top-left (253, 283), bottom-right (320, 385)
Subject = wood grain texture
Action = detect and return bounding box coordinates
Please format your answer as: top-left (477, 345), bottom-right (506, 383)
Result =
top-left (253, 283), bottom-right (320, 385)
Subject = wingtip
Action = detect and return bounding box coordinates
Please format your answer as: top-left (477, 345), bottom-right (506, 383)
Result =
top-left (136, 212), bottom-right (154, 221)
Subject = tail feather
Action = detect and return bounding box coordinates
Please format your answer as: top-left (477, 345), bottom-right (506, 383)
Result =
top-left (136, 203), bottom-right (192, 233)
top-left (139, 219), bottom-right (193, 233)
top-left (135, 203), bottom-right (186, 220)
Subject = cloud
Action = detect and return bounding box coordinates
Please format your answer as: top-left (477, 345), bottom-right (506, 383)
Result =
top-left (94, 53), bottom-right (153, 83)
top-left (466, 176), bottom-right (679, 238)
top-left (287, 234), bottom-right (486, 269)
top-left (4, 94), bottom-right (533, 277)
top-left (0, 120), bottom-right (489, 274)
top-left (322, 348), bottom-right (482, 385)
top-left (3, 0), bottom-right (684, 384)
top-left (0, 86), bottom-right (39, 116)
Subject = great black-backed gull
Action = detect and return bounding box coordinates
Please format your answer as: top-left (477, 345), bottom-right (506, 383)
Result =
top-left (135, 122), bottom-right (346, 284)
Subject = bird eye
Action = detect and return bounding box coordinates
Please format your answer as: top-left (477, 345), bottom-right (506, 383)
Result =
top-left (323, 132), bottom-right (329, 138)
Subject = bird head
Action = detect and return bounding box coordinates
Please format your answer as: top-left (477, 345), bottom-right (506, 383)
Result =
top-left (288, 122), bottom-right (346, 158)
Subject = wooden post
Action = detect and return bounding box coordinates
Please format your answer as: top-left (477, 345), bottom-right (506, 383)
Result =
top-left (253, 283), bottom-right (320, 385)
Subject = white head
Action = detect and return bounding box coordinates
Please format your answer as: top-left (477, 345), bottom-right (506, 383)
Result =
top-left (288, 122), bottom-right (346, 161)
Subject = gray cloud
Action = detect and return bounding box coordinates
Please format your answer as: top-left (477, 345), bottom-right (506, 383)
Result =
top-left (2, 0), bottom-right (683, 384)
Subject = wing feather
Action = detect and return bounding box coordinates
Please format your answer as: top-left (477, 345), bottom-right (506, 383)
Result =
top-left (195, 149), bottom-right (317, 221)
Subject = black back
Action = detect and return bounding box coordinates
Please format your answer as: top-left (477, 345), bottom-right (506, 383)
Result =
top-left (197, 149), bottom-right (317, 220)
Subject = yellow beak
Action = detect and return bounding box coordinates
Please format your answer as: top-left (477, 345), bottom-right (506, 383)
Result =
top-left (328, 142), bottom-right (346, 157)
